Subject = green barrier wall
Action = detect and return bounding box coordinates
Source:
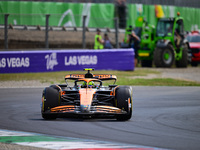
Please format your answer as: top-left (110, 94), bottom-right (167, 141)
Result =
top-left (0, 1), bottom-right (114, 28)
top-left (0, 1), bottom-right (200, 31)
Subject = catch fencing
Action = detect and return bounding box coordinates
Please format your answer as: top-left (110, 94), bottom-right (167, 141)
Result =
top-left (1, 13), bottom-right (120, 50)
top-left (1, 1), bottom-right (200, 50)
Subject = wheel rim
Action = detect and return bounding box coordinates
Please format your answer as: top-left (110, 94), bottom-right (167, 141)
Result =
top-left (164, 53), bottom-right (169, 60)
top-left (163, 49), bottom-right (173, 64)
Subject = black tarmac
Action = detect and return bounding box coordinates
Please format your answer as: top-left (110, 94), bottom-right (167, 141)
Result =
top-left (0, 86), bottom-right (200, 150)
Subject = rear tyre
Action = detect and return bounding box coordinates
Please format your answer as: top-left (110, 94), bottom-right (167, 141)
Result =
top-left (115, 86), bottom-right (132, 121)
top-left (176, 44), bottom-right (188, 68)
top-left (50, 84), bottom-right (61, 91)
top-left (154, 44), bottom-right (175, 68)
top-left (141, 60), bottom-right (153, 67)
top-left (41, 87), bottom-right (60, 120)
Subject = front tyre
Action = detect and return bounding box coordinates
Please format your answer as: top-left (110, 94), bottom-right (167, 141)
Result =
top-left (176, 44), bottom-right (188, 68)
top-left (41, 87), bottom-right (60, 120)
top-left (115, 86), bottom-right (132, 121)
top-left (154, 44), bottom-right (175, 68)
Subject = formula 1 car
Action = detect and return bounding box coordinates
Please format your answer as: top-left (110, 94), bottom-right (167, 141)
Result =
top-left (41, 68), bottom-right (133, 121)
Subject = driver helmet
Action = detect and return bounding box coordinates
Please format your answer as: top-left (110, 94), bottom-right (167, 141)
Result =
top-left (82, 81), bottom-right (94, 87)
top-left (88, 81), bottom-right (94, 87)
top-left (82, 81), bottom-right (87, 86)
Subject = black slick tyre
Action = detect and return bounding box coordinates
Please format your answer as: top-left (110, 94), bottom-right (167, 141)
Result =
top-left (41, 87), bottom-right (60, 120)
top-left (176, 44), bottom-right (188, 68)
top-left (154, 44), bottom-right (175, 68)
top-left (115, 86), bottom-right (132, 121)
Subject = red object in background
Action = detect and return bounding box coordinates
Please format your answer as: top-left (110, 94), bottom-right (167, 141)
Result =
top-left (186, 31), bottom-right (200, 66)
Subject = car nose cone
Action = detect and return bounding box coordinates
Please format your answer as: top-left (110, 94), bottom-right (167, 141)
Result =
top-left (80, 105), bottom-right (91, 113)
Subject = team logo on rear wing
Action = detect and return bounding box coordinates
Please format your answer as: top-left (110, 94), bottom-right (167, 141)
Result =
top-left (65, 74), bottom-right (85, 80)
top-left (65, 74), bottom-right (117, 80)
top-left (93, 74), bottom-right (117, 80)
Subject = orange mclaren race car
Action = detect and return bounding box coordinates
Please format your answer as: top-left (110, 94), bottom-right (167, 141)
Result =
top-left (41, 68), bottom-right (133, 121)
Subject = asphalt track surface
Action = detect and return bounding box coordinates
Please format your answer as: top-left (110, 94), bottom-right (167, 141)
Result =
top-left (0, 86), bottom-right (200, 150)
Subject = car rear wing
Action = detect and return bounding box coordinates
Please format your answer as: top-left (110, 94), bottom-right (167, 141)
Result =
top-left (65, 74), bottom-right (117, 81)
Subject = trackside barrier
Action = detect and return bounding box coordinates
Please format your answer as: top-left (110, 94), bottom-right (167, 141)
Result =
top-left (0, 49), bottom-right (134, 73)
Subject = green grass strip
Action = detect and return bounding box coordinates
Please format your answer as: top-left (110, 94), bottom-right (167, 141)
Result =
top-left (0, 135), bottom-right (75, 143)
top-left (0, 69), bottom-right (199, 86)
top-left (118, 78), bottom-right (200, 86)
